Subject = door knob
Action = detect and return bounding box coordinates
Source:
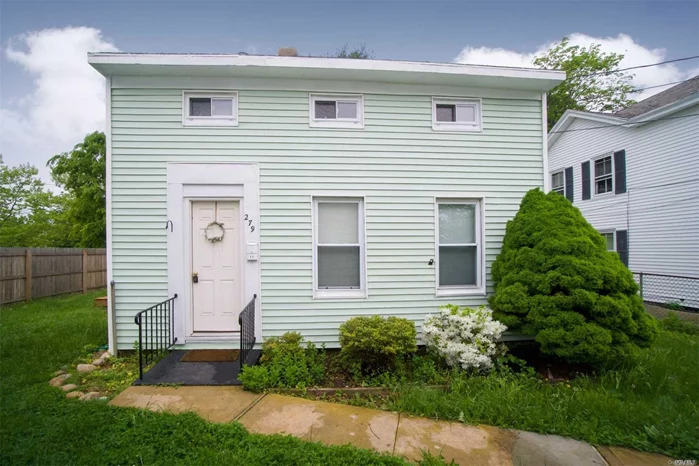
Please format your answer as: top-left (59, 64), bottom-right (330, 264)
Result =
top-left (192, 272), bottom-right (199, 283)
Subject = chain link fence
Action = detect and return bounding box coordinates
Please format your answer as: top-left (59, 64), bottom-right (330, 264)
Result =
top-left (632, 272), bottom-right (699, 311)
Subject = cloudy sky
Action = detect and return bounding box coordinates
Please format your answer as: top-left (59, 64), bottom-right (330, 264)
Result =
top-left (1, 0), bottom-right (698, 182)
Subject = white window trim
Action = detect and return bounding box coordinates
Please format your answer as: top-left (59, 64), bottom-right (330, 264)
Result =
top-left (182, 91), bottom-right (238, 127)
top-left (312, 196), bottom-right (367, 299)
top-left (309, 94), bottom-right (364, 129)
top-left (551, 170), bottom-right (565, 195)
top-left (432, 97), bottom-right (482, 132)
top-left (434, 197), bottom-right (486, 297)
top-left (600, 229), bottom-right (616, 251)
top-left (592, 153), bottom-right (614, 197)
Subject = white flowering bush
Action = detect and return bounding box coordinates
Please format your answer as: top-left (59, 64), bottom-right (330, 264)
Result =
top-left (423, 304), bottom-right (507, 371)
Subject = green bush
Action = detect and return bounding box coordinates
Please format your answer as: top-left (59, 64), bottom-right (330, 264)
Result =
top-left (489, 189), bottom-right (658, 365)
top-left (659, 313), bottom-right (699, 335)
top-left (238, 332), bottom-right (325, 392)
top-left (339, 316), bottom-right (417, 371)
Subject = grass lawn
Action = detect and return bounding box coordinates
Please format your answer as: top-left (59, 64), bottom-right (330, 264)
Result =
top-left (387, 330), bottom-right (699, 459)
top-left (0, 291), bottom-right (424, 466)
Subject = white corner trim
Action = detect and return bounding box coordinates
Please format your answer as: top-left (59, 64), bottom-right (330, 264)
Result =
top-left (542, 92), bottom-right (550, 192)
top-left (431, 97), bottom-right (483, 132)
top-left (104, 75), bottom-right (116, 355)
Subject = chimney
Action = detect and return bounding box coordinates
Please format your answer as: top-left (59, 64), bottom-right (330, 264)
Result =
top-left (277, 47), bottom-right (298, 57)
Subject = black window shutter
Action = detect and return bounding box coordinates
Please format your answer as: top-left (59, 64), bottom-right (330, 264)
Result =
top-left (614, 150), bottom-right (627, 194)
top-left (581, 161), bottom-right (591, 200)
top-left (564, 167), bottom-right (574, 202)
top-left (616, 230), bottom-right (629, 267)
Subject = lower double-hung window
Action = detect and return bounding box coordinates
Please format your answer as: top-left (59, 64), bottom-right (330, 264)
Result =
top-left (436, 199), bottom-right (484, 296)
top-left (313, 198), bottom-right (365, 299)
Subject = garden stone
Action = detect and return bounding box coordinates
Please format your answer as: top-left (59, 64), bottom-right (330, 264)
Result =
top-left (66, 391), bottom-right (83, 399)
top-left (100, 352), bottom-right (110, 359)
top-left (61, 384), bottom-right (78, 392)
top-left (77, 363), bottom-right (97, 373)
top-left (79, 392), bottom-right (101, 401)
top-left (54, 370), bottom-right (67, 376)
top-left (92, 358), bottom-right (106, 366)
top-left (49, 373), bottom-right (71, 387)
top-left (99, 397), bottom-right (108, 401)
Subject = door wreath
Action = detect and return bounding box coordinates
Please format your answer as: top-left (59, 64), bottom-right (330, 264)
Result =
top-left (204, 221), bottom-right (225, 242)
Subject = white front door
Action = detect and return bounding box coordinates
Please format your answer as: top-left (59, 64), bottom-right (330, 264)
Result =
top-left (191, 200), bottom-right (241, 332)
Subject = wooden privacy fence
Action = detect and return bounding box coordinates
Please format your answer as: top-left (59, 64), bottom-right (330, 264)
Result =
top-left (0, 248), bottom-right (107, 305)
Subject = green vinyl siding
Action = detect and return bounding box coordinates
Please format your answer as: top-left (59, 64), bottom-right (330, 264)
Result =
top-left (110, 85), bottom-right (543, 349)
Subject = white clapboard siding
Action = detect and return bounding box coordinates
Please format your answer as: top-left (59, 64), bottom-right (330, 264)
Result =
top-left (548, 105), bottom-right (699, 279)
top-left (111, 84), bottom-right (544, 348)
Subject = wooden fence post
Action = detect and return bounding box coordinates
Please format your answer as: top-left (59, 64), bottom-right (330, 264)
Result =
top-left (25, 249), bottom-right (32, 302)
top-left (82, 249), bottom-right (88, 294)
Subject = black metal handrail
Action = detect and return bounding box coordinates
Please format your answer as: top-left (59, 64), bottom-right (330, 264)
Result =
top-left (632, 272), bottom-right (699, 310)
top-left (239, 294), bottom-right (257, 369)
top-left (134, 294), bottom-right (178, 380)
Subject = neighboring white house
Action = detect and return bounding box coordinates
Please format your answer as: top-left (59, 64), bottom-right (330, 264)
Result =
top-left (548, 76), bottom-right (699, 305)
top-left (89, 51), bottom-right (564, 353)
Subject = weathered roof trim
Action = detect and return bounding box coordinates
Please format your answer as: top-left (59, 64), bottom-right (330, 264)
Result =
top-left (87, 53), bottom-right (565, 92)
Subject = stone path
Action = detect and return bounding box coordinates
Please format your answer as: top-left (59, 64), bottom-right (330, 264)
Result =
top-left (111, 386), bottom-right (673, 466)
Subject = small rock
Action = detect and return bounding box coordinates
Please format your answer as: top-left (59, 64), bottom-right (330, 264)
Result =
top-left (92, 358), bottom-right (106, 366)
top-left (61, 384), bottom-right (78, 392)
top-left (100, 352), bottom-right (111, 359)
top-left (66, 391), bottom-right (83, 399)
top-left (54, 370), bottom-right (67, 376)
top-left (49, 373), bottom-right (71, 387)
top-left (99, 397), bottom-right (108, 401)
top-left (76, 364), bottom-right (97, 373)
top-left (79, 392), bottom-right (101, 401)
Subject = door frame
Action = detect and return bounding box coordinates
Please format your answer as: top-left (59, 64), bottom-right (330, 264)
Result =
top-left (166, 163), bottom-right (261, 345)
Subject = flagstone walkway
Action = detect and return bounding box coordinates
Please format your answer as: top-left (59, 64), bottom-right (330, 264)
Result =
top-left (110, 386), bottom-right (673, 466)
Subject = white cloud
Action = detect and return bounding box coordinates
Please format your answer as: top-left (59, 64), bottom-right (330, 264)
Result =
top-left (0, 27), bottom-right (118, 181)
top-left (455, 33), bottom-right (690, 100)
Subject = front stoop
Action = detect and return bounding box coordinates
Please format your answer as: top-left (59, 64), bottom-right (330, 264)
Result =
top-left (134, 350), bottom-right (261, 386)
top-left (110, 387), bottom-right (676, 465)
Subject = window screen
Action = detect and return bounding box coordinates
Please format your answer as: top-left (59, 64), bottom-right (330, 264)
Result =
top-left (436, 104), bottom-right (456, 122)
top-left (314, 101), bottom-right (337, 119)
top-left (316, 201), bottom-right (362, 289)
top-left (438, 203), bottom-right (478, 287)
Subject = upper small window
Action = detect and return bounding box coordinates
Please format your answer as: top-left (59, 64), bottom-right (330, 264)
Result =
top-left (183, 92), bottom-right (238, 126)
top-left (310, 94), bottom-right (364, 129)
top-left (551, 171), bottom-right (565, 195)
top-left (432, 98), bottom-right (482, 132)
top-left (594, 156), bottom-right (614, 195)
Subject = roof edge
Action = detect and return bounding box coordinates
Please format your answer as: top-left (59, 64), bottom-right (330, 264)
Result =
top-left (87, 52), bottom-right (566, 82)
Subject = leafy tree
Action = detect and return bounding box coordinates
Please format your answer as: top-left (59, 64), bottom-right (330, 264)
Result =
top-left (0, 156), bottom-right (71, 247)
top-left (489, 189), bottom-right (657, 365)
top-left (534, 37), bottom-right (636, 129)
top-left (333, 43), bottom-right (373, 59)
top-left (48, 131), bottom-right (106, 248)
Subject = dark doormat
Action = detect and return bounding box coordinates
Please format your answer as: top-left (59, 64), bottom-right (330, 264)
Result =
top-left (180, 349), bottom-right (240, 362)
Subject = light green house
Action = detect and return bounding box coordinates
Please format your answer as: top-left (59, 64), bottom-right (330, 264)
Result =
top-left (88, 52), bottom-right (564, 355)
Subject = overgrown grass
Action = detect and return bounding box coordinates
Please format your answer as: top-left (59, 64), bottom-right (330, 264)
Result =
top-left (392, 331), bottom-right (699, 458)
top-left (0, 292), bottom-right (427, 465)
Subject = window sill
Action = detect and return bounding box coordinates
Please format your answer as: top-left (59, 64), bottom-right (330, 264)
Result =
top-left (432, 123), bottom-right (482, 133)
top-left (183, 118), bottom-right (238, 127)
top-left (436, 287), bottom-right (485, 298)
top-left (313, 289), bottom-right (367, 300)
top-left (309, 120), bottom-right (364, 129)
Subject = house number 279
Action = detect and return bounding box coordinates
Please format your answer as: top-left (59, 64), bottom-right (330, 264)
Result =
top-left (244, 214), bottom-right (255, 232)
